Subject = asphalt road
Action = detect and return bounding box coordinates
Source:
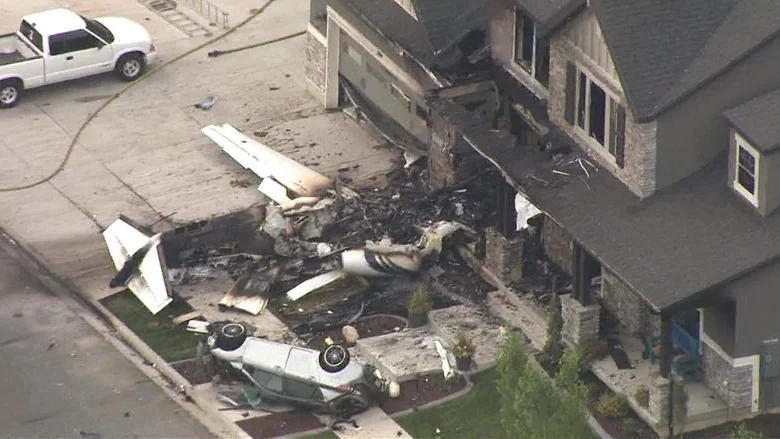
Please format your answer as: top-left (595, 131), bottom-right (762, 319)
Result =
top-left (0, 239), bottom-right (214, 438)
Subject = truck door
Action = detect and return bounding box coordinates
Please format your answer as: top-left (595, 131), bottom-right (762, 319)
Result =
top-left (46, 30), bottom-right (112, 84)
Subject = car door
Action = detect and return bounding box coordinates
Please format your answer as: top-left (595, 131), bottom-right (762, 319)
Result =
top-left (46, 30), bottom-right (112, 84)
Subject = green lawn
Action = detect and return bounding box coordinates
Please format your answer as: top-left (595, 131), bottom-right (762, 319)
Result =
top-left (101, 290), bottom-right (204, 362)
top-left (397, 369), bottom-right (506, 439)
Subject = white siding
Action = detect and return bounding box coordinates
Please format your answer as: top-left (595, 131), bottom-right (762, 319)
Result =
top-left (564, 11), bottom-right (618, 80)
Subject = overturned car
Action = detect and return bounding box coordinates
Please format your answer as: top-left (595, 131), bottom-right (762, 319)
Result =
top-left (202, 322), bottom-right (388, 416)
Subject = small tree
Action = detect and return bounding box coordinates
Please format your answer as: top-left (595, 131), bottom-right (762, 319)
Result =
top-left (542, 292), bottom-right (564, 371)
top-left (498, 331), bottom-right (590, 439)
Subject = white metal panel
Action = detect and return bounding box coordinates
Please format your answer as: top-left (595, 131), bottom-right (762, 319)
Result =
top-left (202, 124), bottom-right (334, 197)
top-left (102, 218), bottom-right (172, 314)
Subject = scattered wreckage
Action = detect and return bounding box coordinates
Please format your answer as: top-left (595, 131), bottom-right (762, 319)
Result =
top-left (196, 321), bottom-right (389, 417)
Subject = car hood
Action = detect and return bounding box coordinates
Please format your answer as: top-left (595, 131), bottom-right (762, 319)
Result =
top-left (96, 17), bottom-right (153, 47)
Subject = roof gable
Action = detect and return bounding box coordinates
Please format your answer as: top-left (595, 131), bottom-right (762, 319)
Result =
top-left (590, 0), bottom-right (737, 121)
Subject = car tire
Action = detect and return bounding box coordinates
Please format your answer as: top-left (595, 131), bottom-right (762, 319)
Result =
top-left (0, 80), bottom-right (22, 109)
top-left (214, 322), bottom-right (248, 351)
top-left (319, 343), bottom-right (350, 373)
top-left (116, 53), bottom-right (146, 82)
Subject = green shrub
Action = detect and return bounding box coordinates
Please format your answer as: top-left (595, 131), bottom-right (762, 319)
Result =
top-left (596, 392), bottom-right (630, 418)
top-left (731, 423), bottom-right (767, 439)
top-left (634, 385), bottom-right (649, 408)
top-left (409, 283), bottom-right (431, 313)
top-left (621, 418), bottom-right (640, 438)
top-left (453, 331), bottom-right (475, 359)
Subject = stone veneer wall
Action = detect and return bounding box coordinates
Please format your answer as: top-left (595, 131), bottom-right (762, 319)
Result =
top-left (561, 294), bottom-right (600, 346)
top-left (701, 337), bottom-right (754, 412)
top-left (547, 31), bottom-right (658, 199)
top-left (484, 227), bottom-right (524, 285)
top-left (649, 375), bottom-right (670, 424)
top-left (541, 216), bottom-right (573, 275)
top-left (305, 30), bottom-right (327, 98)
top-left (600, 269), bottom-right (660, 336)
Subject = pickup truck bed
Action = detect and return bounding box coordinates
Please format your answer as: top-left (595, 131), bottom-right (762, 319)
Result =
top-left (0, 33), bottom-right (39, 67)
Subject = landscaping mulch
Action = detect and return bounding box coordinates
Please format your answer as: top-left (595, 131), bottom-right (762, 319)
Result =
top-left (681, 416), bottom-right (776, 438)
top-left (236, 411), bottom-right (325, 439)
top-left (582, 372), bottom-right (657, 439)
top-left (171, 358), bottom-right (212, 385)
top-left (379, 373), bottom-right (468, 415)
top-left (305, 314), bottom-right (408, 349)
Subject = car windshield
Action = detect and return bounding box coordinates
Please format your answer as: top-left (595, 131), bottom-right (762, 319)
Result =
top-left (81, 15), bottom-right (115, 44)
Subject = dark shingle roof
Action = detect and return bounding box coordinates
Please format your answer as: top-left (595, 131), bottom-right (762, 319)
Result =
top-left (515, 0), bottom-right (585, 34)
top-left (430, 97), bottom-right (780, 312)
top-left (590, 0), bottom-right (738, 121)
top-left (338, 0), bottom-right (501, 67)
top-left (725, 88), bottom-right (780, 153)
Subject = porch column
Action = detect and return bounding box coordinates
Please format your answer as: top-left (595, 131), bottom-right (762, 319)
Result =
top-left (572, 242), bottom-right (591, 305)
top-left (660, 312), bottom-right (673, 378)
top-left (324, 17), bottom-right (341, 109)
top-left (496, 181), bottom-right (515, 238)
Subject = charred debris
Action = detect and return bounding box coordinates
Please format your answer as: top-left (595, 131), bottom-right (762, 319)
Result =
top-left (103, 123), bottom-right (569, 337)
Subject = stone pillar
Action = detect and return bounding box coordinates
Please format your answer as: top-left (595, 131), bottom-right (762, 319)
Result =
top-left (649, 375), bottom-right (670, 425)
top-left (484, 227), bottom-right (524, 285)
top-left (561, 294), bottom-right (601, 346)
top-left (304, 30), bottom-right (327, 99)
top-left (428, 114), bottom-right (458, 189)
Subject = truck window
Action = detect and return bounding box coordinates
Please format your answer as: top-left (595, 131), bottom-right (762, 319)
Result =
top-left (18, 20), bottom-right (43, 53)
top-left (48, 30), bottom-right (103, 56)
top-left (81, 16), bottom-right (115, 44)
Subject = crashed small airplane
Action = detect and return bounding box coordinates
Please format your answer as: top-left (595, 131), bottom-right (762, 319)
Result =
top-left (102, 216), bottom-right (173, 314)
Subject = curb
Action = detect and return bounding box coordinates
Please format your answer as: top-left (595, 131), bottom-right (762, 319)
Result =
top-left (0, 227), bottom-right (250, 439)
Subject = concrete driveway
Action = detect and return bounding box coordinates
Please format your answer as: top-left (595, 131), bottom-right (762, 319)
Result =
top-left (0, 0), bottom-right (397, 304)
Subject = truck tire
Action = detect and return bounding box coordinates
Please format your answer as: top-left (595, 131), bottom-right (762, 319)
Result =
top-left (0, 80), bottom-right (22, 109)
top-left (116, 53), bottom-right (146, 82)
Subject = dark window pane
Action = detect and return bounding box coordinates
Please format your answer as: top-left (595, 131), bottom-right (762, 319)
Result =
top-left (535, 39), bottom-right (550, 86)
top-left (521, 18), bottom-right (534, 63)
top-left (738, 147), bottom-right (755, 172)
top-left (577, 72), bottom-right (586, 129)
top-left (284, 378), bottom-right (324, 401)
top-left (737, 167), bottom-right (755, 194)
top-left (589, 81), bottom-right (606, 145)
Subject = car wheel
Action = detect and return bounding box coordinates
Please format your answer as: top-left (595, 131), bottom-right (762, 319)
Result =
top-left (0, 80), bottom-right (22, 109)
top-left (214, 322), bottom-right (247, 351)
top-left (319, 343), bottom-right (350, 373)
top-left (116, 53), bottom-right (146, 81)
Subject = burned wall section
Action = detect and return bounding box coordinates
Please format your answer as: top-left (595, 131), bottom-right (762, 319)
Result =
top-left (541, 215), bottom-right (573, 275)
top-left (161, 205), bottom-right (274, 268)
top-left (701, 338), bottom-right (755, 414)
top-left (600, 268), bottom-right (659, 336)
top-left (305, 29), bottom-right (327, 100)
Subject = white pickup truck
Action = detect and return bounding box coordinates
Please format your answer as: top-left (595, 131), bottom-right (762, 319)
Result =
top-left (0, 8), bottom-right (158, 108)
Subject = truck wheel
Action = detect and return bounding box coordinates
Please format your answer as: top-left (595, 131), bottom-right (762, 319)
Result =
top-left (319, 344), bottom-right (350, 373)
top-left (0, 80), bottom-right (22, 109)
top-left (116, 53), bottom-right (146, 82)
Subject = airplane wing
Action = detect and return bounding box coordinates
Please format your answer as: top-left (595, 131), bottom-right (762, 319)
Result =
top-left (102, 216), bottom-right (173, 314)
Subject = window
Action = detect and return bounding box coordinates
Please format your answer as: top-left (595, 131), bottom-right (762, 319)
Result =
top-left (81, 15), bottom-right (115, 43)
top-left (565, 62), bottom-right (626, 167)
top-left (734, 133), bottom-right (760, 205)
top-left (513, 10), bottom-right (550, 86)
top-left (19, 20), bottom-right (43, 52)
top-left (514, 11), bottom-right (534, 71)
top-left (48, 30), bottom-right (103, 56)
top-left (390, 83), bottom-right (411, 111)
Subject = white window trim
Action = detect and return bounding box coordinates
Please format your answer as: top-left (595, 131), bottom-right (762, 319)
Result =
top-left (513, 9), bottom-right (536, 77)
top-left (572, 63), bottom-right (619, 162)
top-left (733, 132), bottom-right (760, 207)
